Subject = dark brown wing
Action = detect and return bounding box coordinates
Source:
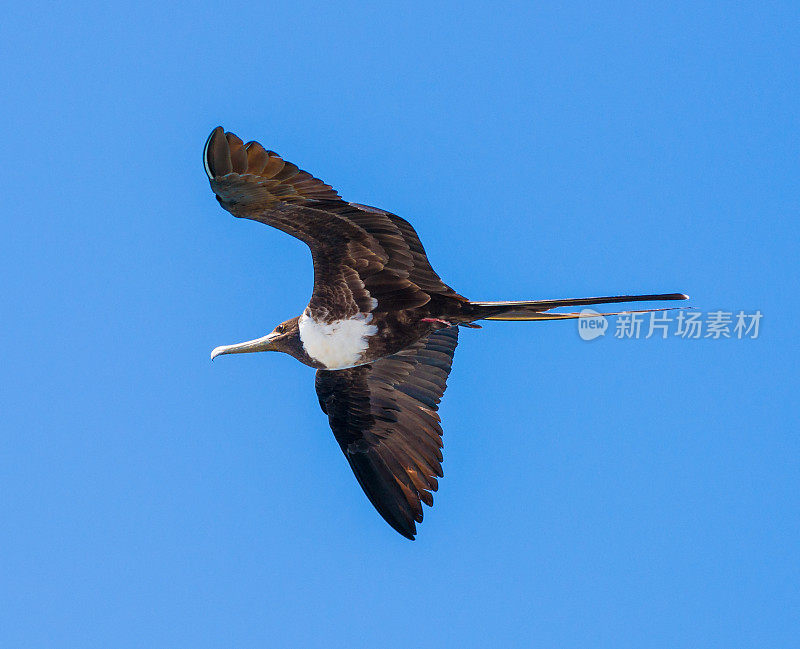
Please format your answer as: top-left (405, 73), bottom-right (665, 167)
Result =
top-left (204, 127), bottom-right (463, 320)
top-left (314, 327), bottom-right (459, 539)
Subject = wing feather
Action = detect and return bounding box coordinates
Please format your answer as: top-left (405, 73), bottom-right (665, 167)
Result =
top-left (205, 127), bottom-right (464, 320)
top-left (315, 327), bottom-right (458, 539)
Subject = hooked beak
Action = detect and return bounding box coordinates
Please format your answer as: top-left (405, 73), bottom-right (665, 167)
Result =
top-left (210, 333), bottom-right (277, 360)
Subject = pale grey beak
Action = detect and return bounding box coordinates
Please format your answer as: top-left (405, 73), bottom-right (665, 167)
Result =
top-left (210, 333), bottom-right (277, 360)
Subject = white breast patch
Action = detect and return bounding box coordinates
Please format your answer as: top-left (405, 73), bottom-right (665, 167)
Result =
top-left (298, 309), bottom-right (378, 369)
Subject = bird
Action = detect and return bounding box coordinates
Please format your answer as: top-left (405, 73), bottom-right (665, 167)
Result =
top-left (204, 126), bottom-right (688, 539)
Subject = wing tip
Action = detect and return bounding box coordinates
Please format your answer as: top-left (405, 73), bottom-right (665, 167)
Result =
top-left (204, 125), bottom-right (228, 180)
top-left (373, 498), bottom-right (419, 540)
top-left (203, 127), bottom-right (345, 204)
top-left (391, 518), bottom-right (417, 540)
top-left (396, 526), bottom-right (417, 541)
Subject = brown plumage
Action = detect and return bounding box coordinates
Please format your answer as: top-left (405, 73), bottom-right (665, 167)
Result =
top-left (316, 327), bottom-right (458, 539)
top-left (205, 126), bottom-right (688, 539)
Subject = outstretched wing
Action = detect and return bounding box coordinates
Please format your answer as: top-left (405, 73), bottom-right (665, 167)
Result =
top-left (314, 327), bottom-right (459, 539)
top-left (204, 127), bottom-right (463, 320)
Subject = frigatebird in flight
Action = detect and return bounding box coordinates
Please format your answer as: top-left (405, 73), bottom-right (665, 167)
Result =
top-left (205, 127), bottom-right (688, 539)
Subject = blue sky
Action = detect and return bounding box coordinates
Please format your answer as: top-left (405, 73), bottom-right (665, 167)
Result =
top-left (2, 2), bottom-right (798, 647)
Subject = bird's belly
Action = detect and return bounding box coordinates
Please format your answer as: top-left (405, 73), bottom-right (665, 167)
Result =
top-left (297, 310), bottom-right (378, 370)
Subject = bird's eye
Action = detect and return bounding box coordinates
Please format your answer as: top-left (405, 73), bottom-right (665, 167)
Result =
top-left (275, 324), bottom-right (285, 334)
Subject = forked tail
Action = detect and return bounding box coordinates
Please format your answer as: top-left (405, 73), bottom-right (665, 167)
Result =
top-left (470, 292), bottom-right (689, 321)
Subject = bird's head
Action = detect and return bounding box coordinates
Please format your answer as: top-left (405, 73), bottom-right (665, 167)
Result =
top-left (211, 316), bottom-right (310, 363)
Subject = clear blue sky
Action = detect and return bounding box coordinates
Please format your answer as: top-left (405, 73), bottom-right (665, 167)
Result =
top-left (2, 2), bottom-right (798, 647)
